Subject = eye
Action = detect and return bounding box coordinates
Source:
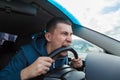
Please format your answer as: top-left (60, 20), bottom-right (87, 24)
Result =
top-left (62, 31), bottom-right (68, 36)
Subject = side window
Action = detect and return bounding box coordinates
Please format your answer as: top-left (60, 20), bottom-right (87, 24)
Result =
top-left (0, 32), bottom-right (17, 45)
top-left (69, 35), bottom-right (104, 60)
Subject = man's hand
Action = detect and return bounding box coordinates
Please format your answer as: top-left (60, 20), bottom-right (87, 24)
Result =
top-left (70, 57), bottom-right (83, 68)
top-left (21, 57), bottom-right (54, 80)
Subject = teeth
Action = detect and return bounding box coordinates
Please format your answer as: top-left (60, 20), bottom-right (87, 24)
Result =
top-left (62, 45), bottom-right (68, 47)
top-left (62, 45), bottom-right (66, 47)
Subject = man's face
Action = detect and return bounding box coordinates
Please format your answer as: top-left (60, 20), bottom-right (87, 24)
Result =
top-left (48, 23), bottom-right (73, 56)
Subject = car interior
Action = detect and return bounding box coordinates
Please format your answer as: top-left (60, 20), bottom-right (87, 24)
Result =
top-left (0, 0), bottom-right (120, 80)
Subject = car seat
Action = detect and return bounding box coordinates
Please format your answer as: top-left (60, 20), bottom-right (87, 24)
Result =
top-left (0, 41), bottom-right (17, 70)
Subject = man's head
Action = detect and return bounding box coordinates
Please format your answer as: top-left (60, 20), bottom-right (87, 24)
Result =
top-left (45, 17), bottom-right (73, 56)
top-left (45, 17), bottom-right (72, 33)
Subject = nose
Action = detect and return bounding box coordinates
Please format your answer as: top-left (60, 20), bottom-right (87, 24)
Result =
top-left (66, 35), bottom-right (72, 44)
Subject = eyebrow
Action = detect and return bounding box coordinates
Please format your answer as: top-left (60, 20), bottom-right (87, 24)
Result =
top-left (61, 31), bottom-right (73, 35)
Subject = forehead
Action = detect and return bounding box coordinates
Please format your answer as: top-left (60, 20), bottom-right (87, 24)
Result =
top-left (55, 23), bottom-right (72, 32)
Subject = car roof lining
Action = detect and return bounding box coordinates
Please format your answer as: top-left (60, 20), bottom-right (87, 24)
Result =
top-left (0, 0), bottom-right (67, 36)
top-left (0, 0), bottom-right (37, 16)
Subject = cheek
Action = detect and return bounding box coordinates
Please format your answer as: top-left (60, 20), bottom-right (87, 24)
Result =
top-left (55, 37), bottom-right (63, 44)
top-left (56, 36), bottom-right (65, 43)
top-left (52, 36), bottom-right (65, 46)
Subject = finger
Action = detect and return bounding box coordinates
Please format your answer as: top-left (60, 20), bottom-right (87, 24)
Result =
top-left (44, 66), bottom-right (50, 72)
top-left (37, 64), bottom-right (50, 75)
top-left (44, 57), bottom-right (54, 63)
top-left (42, 66), bottom-right (50, 74)
top-left (43, 61), bottom-right (52, 67)
top-left (71, 58), bottom-right (79, 62)
top-left (38, 57), bottom-right (54, 63)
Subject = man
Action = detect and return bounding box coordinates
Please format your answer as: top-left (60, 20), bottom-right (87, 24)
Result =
top-left (0, 17), bottom-right (83, 80)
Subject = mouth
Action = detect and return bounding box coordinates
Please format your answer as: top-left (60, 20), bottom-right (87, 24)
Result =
top-left (53, 46), bottom-right (69, 59)
top-left (61, 45), bottom-right (70, 47)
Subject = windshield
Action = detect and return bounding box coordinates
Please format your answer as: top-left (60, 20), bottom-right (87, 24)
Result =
top-left (50, 0), bottom-right (120, 41)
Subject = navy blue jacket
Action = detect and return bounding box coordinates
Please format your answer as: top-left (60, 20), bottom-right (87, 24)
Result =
top-left (0, 35), bottom-right (68, 80)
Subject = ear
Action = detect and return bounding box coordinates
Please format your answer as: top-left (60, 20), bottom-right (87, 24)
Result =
top-left (45, 32), bottom-right (51, 42)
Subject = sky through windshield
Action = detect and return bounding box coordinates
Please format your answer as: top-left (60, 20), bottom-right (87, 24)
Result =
top-left (55, 0), bottom-right (120, 41)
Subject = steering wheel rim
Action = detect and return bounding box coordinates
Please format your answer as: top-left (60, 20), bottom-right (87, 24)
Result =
top-left (48, 46), bottom-right (78, 59)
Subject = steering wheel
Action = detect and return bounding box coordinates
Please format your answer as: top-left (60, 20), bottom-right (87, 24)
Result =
top-left (48, 46), bottom-right (78, 59)
top-left (44, 46), bottom-right (85, 80)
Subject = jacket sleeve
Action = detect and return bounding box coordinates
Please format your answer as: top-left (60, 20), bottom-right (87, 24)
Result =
top-left (0, 49), bottom-right (28, 80)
